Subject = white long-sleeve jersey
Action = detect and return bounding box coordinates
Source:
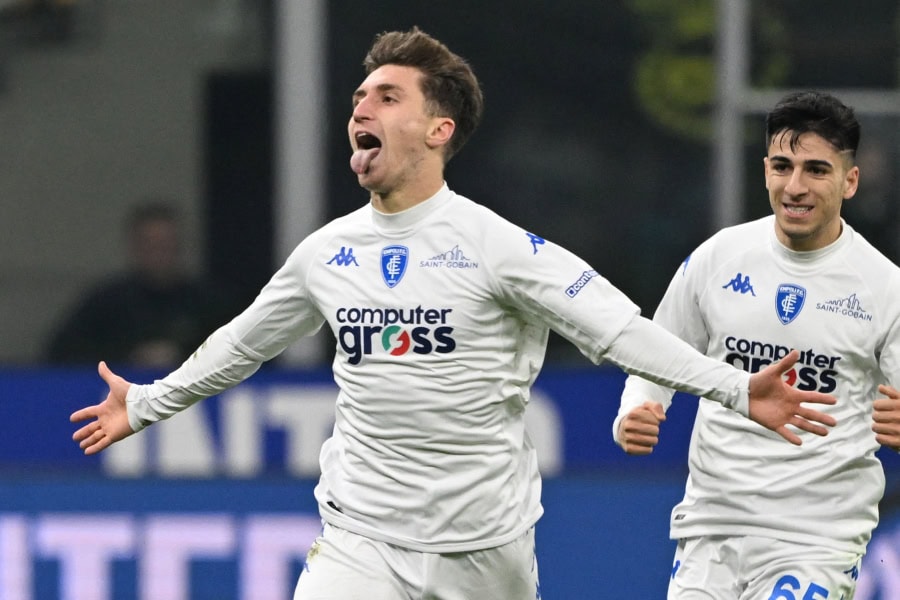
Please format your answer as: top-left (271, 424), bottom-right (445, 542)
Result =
top-left (617, 216), bottom-right (900, 554)
top-left (126, 185), bottom-right (755, 553)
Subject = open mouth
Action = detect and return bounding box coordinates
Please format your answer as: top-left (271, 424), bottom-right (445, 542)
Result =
top-left (355, 132), bottom-right (382, 151)
top-left (351, 132), bottom-right (382, 175)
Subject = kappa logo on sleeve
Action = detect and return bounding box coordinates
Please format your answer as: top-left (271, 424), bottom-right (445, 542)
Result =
top-left (526, 232), bottom-right (545, 255)
top-left (680, 254), bottom-right (691, 276)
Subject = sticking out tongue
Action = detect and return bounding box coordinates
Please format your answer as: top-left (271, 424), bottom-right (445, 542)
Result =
top-left (351, 148), bottom-right (381, 174)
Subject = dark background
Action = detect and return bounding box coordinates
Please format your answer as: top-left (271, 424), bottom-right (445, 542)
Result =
top-left (204, 0), bottom-right (900, 364)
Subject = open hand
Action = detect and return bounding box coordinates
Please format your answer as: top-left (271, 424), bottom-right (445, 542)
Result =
top-left (748, 350), bottom-right (837, 445)
top-left (70, 361), bottom-right (134, 455)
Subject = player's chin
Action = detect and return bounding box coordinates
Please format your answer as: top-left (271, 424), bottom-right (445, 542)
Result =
top-left (357, 174), bottom-right (385, 192)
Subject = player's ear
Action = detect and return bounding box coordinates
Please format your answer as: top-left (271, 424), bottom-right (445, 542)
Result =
top-left (426, 117), bottom-right (455, 150)
top-left (842, 164), bottom-right (859, 200)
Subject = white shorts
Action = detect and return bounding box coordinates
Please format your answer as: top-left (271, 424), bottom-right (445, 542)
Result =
top-left (668, 535), bottom-right (862, 600)
top-left (293, 523), bottom-right (541, 600)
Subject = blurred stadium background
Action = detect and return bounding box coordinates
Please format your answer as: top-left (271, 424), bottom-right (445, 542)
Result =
top-left (0, 1), bottom-right (898, 598)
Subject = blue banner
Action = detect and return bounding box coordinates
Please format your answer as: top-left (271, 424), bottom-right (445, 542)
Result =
top-left (1, 367), bottom-right (898, 599)
top-left (1, 477), bottom-right (898, 599)
top-left (3, 366), bottom-right (898, 475)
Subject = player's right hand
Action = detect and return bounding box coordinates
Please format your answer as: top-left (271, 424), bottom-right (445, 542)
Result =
top-left (70, 361), bottom-right (134, 455)
top-left (617, 401), bottom-right (666, 455)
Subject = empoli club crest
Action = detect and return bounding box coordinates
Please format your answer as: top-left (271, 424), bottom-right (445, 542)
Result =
top-left (381, 245), bottom-right (409, 288)
top-left (776, 283), bottom-right (806, 325)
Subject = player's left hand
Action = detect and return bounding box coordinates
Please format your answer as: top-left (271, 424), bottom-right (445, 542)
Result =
top-left (873, 385), bottom-right (900, 451)
top-left (748, 349), bottom-right (837, 445)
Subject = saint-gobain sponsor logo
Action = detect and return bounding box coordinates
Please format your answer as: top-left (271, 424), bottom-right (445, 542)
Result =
top-left (565, 270), bottom-right (599, 298)
top-left (419, 244), bottom-right (479, 269)
top-left (816, 293), bottom-right (873, 322)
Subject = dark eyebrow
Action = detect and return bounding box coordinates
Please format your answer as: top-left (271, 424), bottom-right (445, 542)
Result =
top-left (352, 82), bottom-right (405, 101)
top-left (806, 160), bottom-right (834, 169)
top-left (769, 155), bottom-right (834, 170)
top-left (804, 159), bottom-right (834, 170)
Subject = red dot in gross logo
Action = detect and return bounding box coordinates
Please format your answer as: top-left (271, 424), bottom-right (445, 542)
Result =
top-left (782, 368), bottom-right (798, 387)
top-left (382, 325), bottom-right (411, 356)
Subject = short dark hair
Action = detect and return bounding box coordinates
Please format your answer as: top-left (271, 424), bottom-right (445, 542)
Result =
top-left (765, 91), bottom-right (861, 161)
top-left (363, 27), bottom-right (484, 162)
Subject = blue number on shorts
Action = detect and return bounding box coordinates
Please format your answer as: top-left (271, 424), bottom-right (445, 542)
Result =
top-left (671, 559), bottom-right (681, 580)
top-left (767, 575), bottom-right (829, 600)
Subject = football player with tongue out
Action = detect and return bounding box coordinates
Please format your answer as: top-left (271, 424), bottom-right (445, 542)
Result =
top-left (70, 28), bottom-right (840, 600)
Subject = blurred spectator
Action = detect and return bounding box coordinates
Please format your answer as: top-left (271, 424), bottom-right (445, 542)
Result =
top-left (45, 201), bottom-right (238, 368)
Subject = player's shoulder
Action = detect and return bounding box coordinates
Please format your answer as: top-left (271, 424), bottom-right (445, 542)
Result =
top-left (709, 216), bottom-right (772, 245)
top-left (317, 204), bottom-right (373, 237)
top-left (447, 191), bottom-right (511, 226)
top-left (324, 203), bottom-right (371, 230)
top-left (446, 191), bottom-right (535, 244)
top-left (844, 224), bottom-right (900, 286)
top-left (845, 224), bottom-right (897, 264)
top-left (281, 205), bottom-right (370, 265)
top-left (689, 216), bottom-right (772, 263)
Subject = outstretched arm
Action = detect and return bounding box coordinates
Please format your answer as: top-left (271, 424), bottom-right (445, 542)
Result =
top-left (873, 385), bottom-right (900, 451)
top-left (747, 350), bottom-right (836, 445)
top-left (606, 317), bottom-right (836, 446)
top-left (70, 361), bottom-right (135, 455)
